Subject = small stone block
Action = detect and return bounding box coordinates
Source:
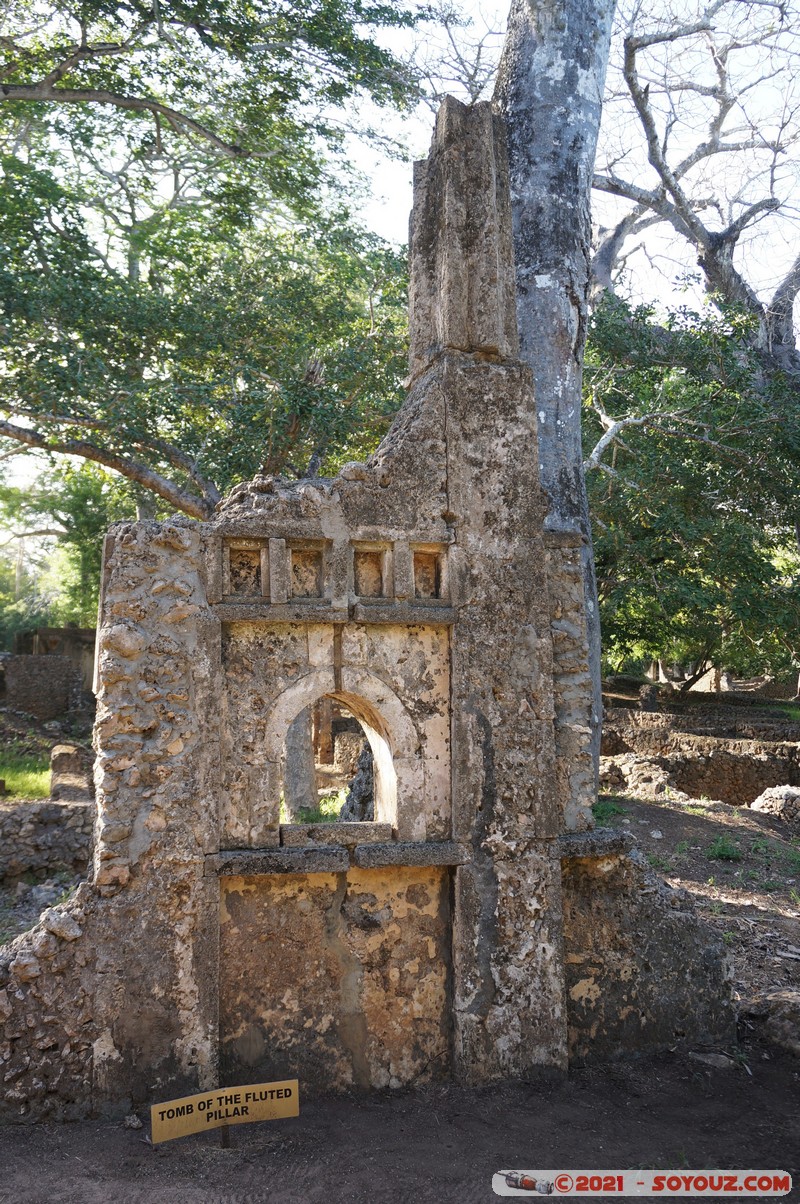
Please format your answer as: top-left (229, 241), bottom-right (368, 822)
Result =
top-left (290, 548), bottom-right (324, 597)
top-left (228, 547), bottom-right (262, 595)
top-left (354, 550), bottom-right (384, 598)
top-left (212, 602), bottom-right (342, 623)
top-left (205, 538), bottom-right (223, 605)
top-left (351, 602), bottom-right (455, 626)
top-left (413, 551), bottom-right (441, 598)
top-left (558, 829), bottom-right (634, 859)
top-left (208, 847), bottom-right (349, 876)
top-left (353, 840), bottom-right (469, 868)
top-left (330, 538), bottom-right (350, 606)
top-left (269, 538), bottom-right (289, 604)
top-left (393, 540), bottom-right (414, 600)
top-left (280, 822), bottom-right (393, 849)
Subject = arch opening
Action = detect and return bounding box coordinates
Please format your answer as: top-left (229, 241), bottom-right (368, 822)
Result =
top-left (278, 692), bottom-right (397, 825)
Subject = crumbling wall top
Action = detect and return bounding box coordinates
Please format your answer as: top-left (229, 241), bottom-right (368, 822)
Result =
top-left (408, 98), bottom-right (519, 379)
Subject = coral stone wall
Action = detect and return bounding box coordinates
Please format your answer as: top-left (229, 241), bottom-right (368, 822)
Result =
top-left (603, 712), bottom-right (799, 805)
top-left (219, 866), bottom-right (450, 1092)
top-left (0, 801), bottom-right (93, 879)
top-left (561, 836), bottom-right (732, 1062)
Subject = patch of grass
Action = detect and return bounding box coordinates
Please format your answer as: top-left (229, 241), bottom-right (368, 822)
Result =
top-left (684, 804), bottom-right (710, 815)
top-left (781, 845), bottom-right (800, 873)
top-left (774, 704), bottom-right (800, 722)
top-left (0, 900), bottom-right (16, 945)
top-left (789, 888), bottom-right (800, 906)
top-left (296, 789), bottom-right (348, 825)
top-left (722, 931), bottom-right (736, 945)
top-left (647, 853), bottom-right (673, 872)
top-left (674, 840), bottom-right (691, 857)
top-left (706, 835), bottom-right (742, 862)
top-left (592, 798), bottom-right (628, 823)
top-left (0, 746), bottom-right (50, 799)
top-left (760, 880), bottom-right (781, 893)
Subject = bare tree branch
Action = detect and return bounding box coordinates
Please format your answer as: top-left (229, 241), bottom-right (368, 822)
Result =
top-left (0, 82), bottom-right (276, 160)
top-left (0, 417), bottom-right (212, 519)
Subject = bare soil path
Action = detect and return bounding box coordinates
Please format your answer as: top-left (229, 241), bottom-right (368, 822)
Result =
top-left (0, 1039), bottom-right (798, 1204)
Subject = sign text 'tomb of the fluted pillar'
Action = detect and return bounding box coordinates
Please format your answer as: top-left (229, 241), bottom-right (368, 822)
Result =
top-left (150, 1080), bottom-right (299, 1143)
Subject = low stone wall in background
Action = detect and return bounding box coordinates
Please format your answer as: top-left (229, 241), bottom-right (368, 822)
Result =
top-left (4, 656), bottom-right (82, 722)
top-left (0, 801), bottom-right (93, 880)
top-left (601, 711), bottom-right (800, 807)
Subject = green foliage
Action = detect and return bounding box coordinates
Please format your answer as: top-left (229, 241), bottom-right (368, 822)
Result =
top-left (0, 465), bottom-right (136, 633)
top-left (0, 146), bottom-right (409, 514)
top-left (705, 835), bottom-right (742, 862)
top-left (0, 0), bottom-right (417, 519)
top-left (1, 0), bottom-right (422, 175)
top-left (279, 788), bottom-right (347, 823)
top-left (297, 789), bottom-right (348, 823)
top-left (586, 297), bottom-right (800, 679)
top-left (0, 747), bottom-right (50, 799)
top-left (592, 797), bottom-right (627, 823)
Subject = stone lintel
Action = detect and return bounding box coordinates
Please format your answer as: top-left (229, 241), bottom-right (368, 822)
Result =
top-left (213, 602), bottom-right (456, 626)
top-left (213, 602), bottom-right (346, 624)
top-left (350, 602), bottom-right (456, 626)
top-left (208, 847), bottom-right (349, 875)
top-left (558, 828), bottom-right (634, 859)
top-left (353, 840), bottom-right (469, 868)
top-left (208, 841), bottom-right (470, 874)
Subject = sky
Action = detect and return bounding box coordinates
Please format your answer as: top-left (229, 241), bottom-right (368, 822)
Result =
top-left (353, 0), bottom-right (799, 325)
top-left (351, 1), bottom-right (507, 247)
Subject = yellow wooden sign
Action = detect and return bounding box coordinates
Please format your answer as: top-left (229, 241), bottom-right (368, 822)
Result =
top-left (150, 1079), bottom-right (299, 1144)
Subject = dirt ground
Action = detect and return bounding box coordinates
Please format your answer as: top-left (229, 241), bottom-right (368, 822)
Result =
top-left (0, 1037), bottom-right (797, 1204)
top-left (597, 792), bottom-right (800, 1004)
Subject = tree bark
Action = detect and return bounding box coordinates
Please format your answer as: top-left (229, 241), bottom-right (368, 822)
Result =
top-left (494, 0), bottom-right (616, 801)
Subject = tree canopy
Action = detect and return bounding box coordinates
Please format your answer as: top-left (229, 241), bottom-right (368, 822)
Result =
top-left (1, 0), bottom-right (419, 519)
top-left (586, 296), bottom-right (800, 679)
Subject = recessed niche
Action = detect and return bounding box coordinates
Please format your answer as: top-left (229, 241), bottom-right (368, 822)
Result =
top-left (228, 547), bottom-right (262, 596)
top-left (291, 548), bottom-right (324, 598)
top-left (354, 550), bottom-right (384, 598)
top-left (413, 551), bottom-right (442, 599)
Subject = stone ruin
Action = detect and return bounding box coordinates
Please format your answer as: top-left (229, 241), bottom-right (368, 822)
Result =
top-left (0, 100), bottom-right (732, 1121)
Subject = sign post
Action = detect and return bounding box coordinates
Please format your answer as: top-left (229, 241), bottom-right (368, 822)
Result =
top-left (150, 1080), bottom-right (299, 1145)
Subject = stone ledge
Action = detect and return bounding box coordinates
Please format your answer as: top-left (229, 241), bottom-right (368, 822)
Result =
top-left (542, 526), bottom-right (585, 549)
top-left (558, 828), bottom-right (634, 859)
top-left (208, 847), bottom-right (349, 875)
top-left (280, 822), bottom-right (393, 848)
top-left (206, 840), bottom-right (472, 874)
top-left (213, 600), bottom-right (458, 625)
top-left (213, 602), bottom-right (347, 624)
top-left (350, 602), bottom-right (456, 625)
top-left (353, 840), bottom-right (469, 868)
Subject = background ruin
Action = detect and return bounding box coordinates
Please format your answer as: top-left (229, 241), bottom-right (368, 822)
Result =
top-left (0, 100), bottom-right (732, 1121)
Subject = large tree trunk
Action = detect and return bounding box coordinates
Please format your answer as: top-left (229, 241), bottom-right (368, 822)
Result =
top-left (494, 0), bottom-right (616, 818)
